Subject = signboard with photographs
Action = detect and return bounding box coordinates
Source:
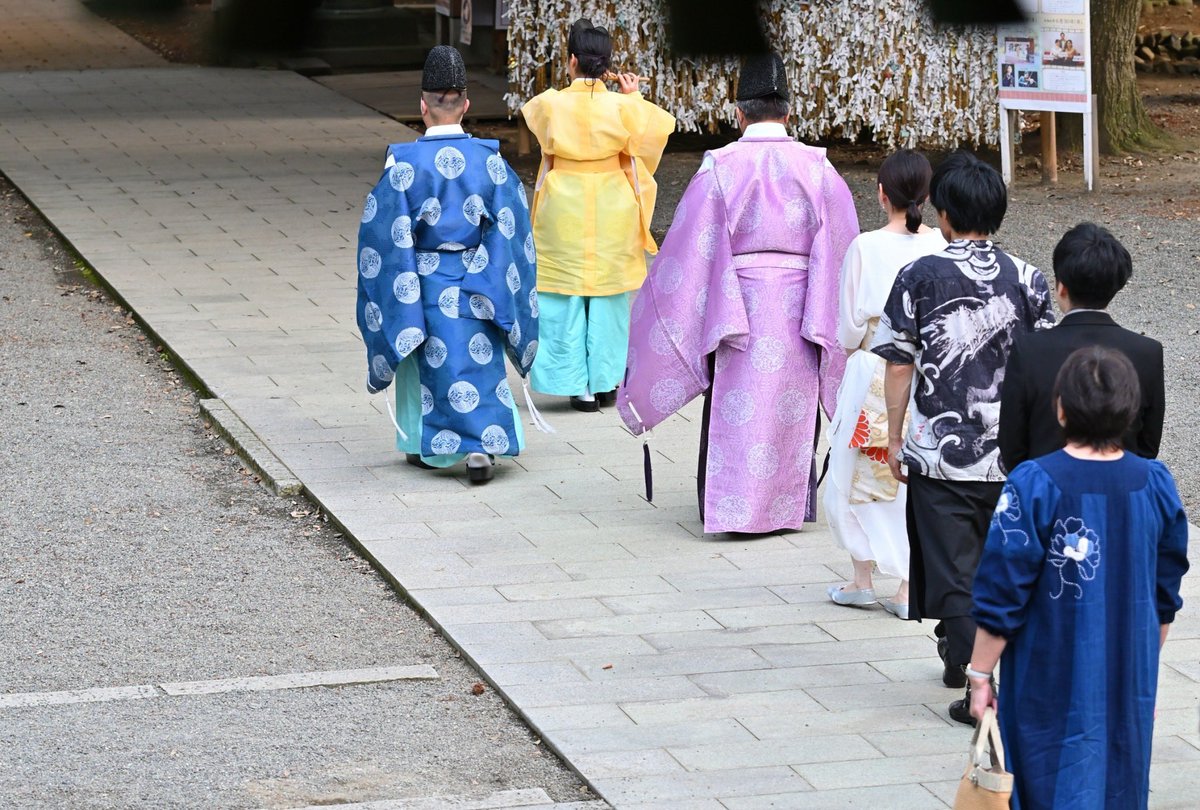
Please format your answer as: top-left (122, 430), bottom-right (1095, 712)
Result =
top-left (998, 0), bottom-right (1091, 113)
top-left (996, 0), bottom-right (1097, 190)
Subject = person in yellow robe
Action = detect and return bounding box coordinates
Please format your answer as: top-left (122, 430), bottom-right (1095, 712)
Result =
top-left (520, 18), bottom-right (675, 412)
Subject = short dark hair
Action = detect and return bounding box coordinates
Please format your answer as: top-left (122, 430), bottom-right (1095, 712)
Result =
top-left (878, 149), bottom-right (933, 234)
top-left (422, 89), bottom-right (467, 122)
top-left (737, 96), bottom-right (790, 123)
top-left (1054, 346), bottom-right (1141, 452)
top-left (929, 150), bottom-right (1007, 236)
top-left (568, 18), bottom-right (612, 79)
top-left (1052, 222), bottom-right (1133, 309)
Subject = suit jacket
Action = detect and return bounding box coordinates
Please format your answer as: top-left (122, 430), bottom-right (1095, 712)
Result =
top-left (998, 310), bottom-right (1165, 471)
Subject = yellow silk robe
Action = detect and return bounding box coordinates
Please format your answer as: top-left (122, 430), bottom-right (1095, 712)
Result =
top-left (521, 80), bottom-right (675, 297)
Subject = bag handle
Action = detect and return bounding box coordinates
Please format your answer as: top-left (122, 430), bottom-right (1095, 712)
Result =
top-left (969, 707), bottom-right (1007, 773)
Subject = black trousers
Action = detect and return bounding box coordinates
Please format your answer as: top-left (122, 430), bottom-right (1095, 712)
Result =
top-left (906, 473), bottom-right (1003, 667)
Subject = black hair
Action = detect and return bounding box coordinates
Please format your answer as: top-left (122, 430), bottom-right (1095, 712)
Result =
top-left (929, 150), bottom-right (1007, 236)
top-left (1054, 346), bottom-right (1141, 452)
top-left (878, 149), bottom-right (933, 234)
top-left (421, 89), bottom-right (467, 122)
top-left (1052, 222), bottom-right (1132, 310)
top-left (736, 96), bottom-right (790, 123)
top-left (568, 18), bottom-right (612, 79)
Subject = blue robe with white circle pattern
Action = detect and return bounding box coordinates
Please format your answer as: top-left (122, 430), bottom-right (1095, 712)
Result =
top-left (357, 134), bottom-right (538, 458)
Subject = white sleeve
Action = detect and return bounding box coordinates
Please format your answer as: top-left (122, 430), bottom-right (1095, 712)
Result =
top-left (837, 238), bottom-right (867, 350)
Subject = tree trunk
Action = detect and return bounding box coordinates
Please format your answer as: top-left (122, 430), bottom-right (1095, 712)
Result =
top-left (1092, 0), bottom-right (1161, 152)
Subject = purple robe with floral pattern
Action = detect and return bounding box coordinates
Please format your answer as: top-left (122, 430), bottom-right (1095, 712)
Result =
top-left (617, 137), bottom-right (859, 533)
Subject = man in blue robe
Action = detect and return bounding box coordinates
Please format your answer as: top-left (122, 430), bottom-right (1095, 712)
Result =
top-left (357, 46), bottom-right (539, 483)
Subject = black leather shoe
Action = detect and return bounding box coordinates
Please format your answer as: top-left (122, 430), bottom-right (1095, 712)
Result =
top-left (938, 637), bottom-right (967, 688)
top-left (595, 389), bottom-right (617, 406)
top-left (570, 396), bottom-right (599, 412)
top-left (948, 684), bottom-right (976, 726)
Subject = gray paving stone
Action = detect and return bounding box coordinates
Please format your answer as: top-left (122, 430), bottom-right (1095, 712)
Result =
top-left (462, 635), bottom-right (661, 667)
top-left (718, 784), bottom-right (948, 810)
top-left (522, 704), bottom-right (636, 733)
top-left (430, 599), bottom-right (615, 627)
top-left (567, 748), bottom-right (685, 778)
top-left (643, 624), bottom-right (834, 653)
top-left (691, 662), bottom-right (887, 695)
top-left (669, 733), bottom-right (880, 771)
top-left (497, 577), bottom-right (675, 602)
top-left (752, 635), bottom-right (936, 668)
top-left (569, 648), bottom-right (771, 682)
top-left (791, 752), bottom-right (962, 791)
top-left (548, 719), bottom-right (756, 756)
top-left (619, 690), bottom-right (826, 725)
top-left (537, 611), bottom-right (723, 640)
top-left (1151, 735), bottom-right (1200, 764)
top-left (501, 677), bottom-right (708, 709)
top-left (483, 662), bottom-right (590, 687)
top-left (588, 768), bottom-right (812, 805)
top-left (739, 705), bottom-right (952, 740)
top-left (600, 587), bottom-right (785, 616)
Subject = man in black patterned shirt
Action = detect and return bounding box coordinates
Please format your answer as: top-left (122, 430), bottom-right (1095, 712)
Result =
top-left (871, 151), bottom-right (1053, 726)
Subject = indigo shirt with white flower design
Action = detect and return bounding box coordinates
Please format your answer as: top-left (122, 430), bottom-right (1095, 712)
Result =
top-left (871, 239), bottom-right (1053, 481)
top-left (971, 451), bottom-right (1189, 809)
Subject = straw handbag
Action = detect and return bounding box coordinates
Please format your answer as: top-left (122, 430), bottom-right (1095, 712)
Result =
top-left (954, 707), bottom-right (1013, 809)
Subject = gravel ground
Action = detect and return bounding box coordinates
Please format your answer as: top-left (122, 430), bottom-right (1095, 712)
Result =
top-left (0, 177), bottom-right (589, 807)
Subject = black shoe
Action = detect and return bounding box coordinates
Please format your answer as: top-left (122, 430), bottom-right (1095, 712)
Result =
top-left (595, 389), bottom-right (617, 406)
top-left (406, 453), bottom-right (435, 470)
top-left (948, 683), bottom-right (976, 726)
top-left (466, 452), bottom-right (494, 484)
top-left (938, 637), bottom-right (967, 688)
top-left (570, 395), bottom-right (599, 412)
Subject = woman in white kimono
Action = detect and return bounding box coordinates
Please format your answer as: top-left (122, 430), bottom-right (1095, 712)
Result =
top-left (825, 150), bottom-right (946, 618)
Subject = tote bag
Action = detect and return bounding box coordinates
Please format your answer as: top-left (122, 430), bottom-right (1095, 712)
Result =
top-left (954, 707), bottom-right (1013, 810)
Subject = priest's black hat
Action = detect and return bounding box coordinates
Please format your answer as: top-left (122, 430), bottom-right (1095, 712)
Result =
top-left (422, 45), bottom-right (468, 93)
top-left (735, 51), bottom-right (789, 102)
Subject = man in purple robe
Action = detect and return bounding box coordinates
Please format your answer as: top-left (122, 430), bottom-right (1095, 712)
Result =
top-left (617, 52), bottom-right (859, 534)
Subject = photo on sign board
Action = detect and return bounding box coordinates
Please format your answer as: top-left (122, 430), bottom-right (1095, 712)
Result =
top-left (1002, 64), bottom-right (1016, 87)
top-left (1042, 30), bottom-right (1086, 68)
top-left (1002, 36), bottom-right (1037, 64)
top-left (1018, 69), bottom-right (1039, 88)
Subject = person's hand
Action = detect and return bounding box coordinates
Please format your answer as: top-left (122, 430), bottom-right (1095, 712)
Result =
top-left (615, 72), bottom-right (642, 94)
top-left (969, 676), bottom-right (996, 721)
top-left (887, 440), bottom-right (908, 484)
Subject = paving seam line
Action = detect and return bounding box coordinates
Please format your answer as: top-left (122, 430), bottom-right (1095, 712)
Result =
top-left (0, 664), bottom-right (439, 710)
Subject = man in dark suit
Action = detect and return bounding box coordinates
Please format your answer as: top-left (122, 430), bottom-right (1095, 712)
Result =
top-left (999, 222), bottom-right (1165, 471)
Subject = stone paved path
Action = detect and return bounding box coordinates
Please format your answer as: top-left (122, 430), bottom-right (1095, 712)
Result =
top-left (0, 0), bottom-right (167, 71)
top-left (1, 48), bottom-right (1198, 810)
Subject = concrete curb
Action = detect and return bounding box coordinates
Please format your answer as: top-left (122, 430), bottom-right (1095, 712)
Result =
top-left (199, 398), bottom-right (304, 496)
